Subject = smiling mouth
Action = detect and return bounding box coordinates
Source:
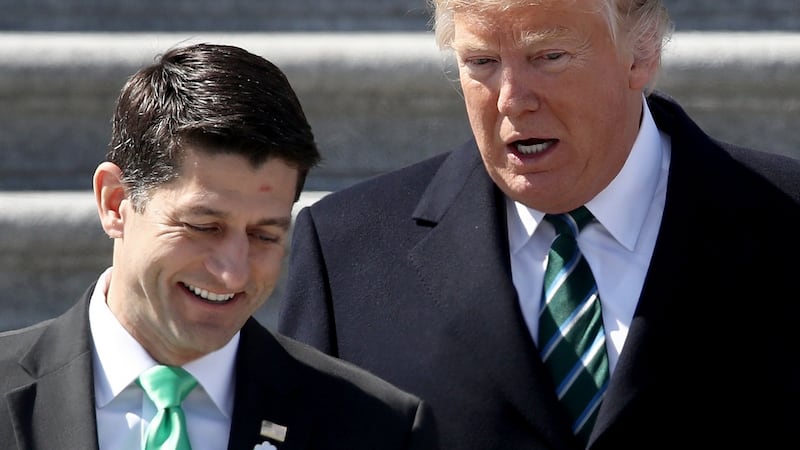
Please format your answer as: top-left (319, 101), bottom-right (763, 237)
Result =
top-left (182, 283), bottom-right (236, 303)
top-left (514, 139), bottom-right (557, 155)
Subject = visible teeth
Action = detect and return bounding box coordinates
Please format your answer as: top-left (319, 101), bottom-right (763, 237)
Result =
top-left (516, 141), bottom-right (553, 154)
top-left (184, 283), bottom-right (235, 302)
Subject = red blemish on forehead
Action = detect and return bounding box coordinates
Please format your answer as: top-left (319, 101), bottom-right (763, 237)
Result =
top-left (258, 184), bottom-right (272, 193)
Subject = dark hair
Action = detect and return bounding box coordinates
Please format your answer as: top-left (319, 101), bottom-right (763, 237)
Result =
top-left (107, 43), bottom-right (320, 209)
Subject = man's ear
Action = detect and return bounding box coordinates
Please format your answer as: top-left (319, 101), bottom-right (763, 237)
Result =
top-left (629, 57), bottom-right (659, 92)
top-left (93, 162), bottom-right (128, 238)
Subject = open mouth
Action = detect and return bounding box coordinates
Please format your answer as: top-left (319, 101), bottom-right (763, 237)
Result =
top-left (182, 282), bottom-right (236, 303)
top-left (514, 138), bottom-right (557, 155)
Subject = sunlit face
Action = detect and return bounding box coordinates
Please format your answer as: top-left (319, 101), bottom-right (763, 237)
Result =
top-left (106, 149), bottom-right (298, 365)
top-left (452, 0), bottom-right (654, 212)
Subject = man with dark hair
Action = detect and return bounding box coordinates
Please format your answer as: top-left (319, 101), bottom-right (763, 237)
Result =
top-left (0, 43), bottom-right (436, 450)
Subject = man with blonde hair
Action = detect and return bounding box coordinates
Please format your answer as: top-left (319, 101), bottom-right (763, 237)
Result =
top-left (280, 1), bottom-right (800, 448)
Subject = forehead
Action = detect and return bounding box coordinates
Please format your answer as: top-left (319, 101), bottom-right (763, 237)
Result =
top-left (157, 149), bottom-right (299, 209)
top-left (452, 0), bottom-right (604, 28)
top-left (451, 0), bottom-right (607, 45)
top-left (448, 0), bottom-right (601, 11)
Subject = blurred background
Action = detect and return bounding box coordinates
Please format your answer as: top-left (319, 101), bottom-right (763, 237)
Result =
top-left (1, 0), bottom-right (798, 331)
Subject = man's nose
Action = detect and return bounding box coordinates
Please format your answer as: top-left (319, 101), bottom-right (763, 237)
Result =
top-left (496, 65), bottom-right (541, 117)
top-left (206, 233), bottom-right (249, 290)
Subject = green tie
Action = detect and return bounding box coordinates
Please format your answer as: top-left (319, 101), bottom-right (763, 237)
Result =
top-left (137, 365), bottom-right (198, 450)
top-left (538, 207), bottom-right (609, 446)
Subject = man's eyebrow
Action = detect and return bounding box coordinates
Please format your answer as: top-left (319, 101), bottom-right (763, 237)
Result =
top-left (451, 37), bottom-right (488, 54)
top-left (451, 26), bottom-right (576, 53)
top-left (256, 216), bottom-right (293, 230)
top-left (185, 205), bottom-right (293, 230)
top-left (518, 26), bottom-right (574, 47)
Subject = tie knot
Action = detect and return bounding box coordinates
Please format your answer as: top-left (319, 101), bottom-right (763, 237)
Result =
top-left (137, 365), bottom-right (197, 409)
top-left (545, 206), bottom-right (594, 238)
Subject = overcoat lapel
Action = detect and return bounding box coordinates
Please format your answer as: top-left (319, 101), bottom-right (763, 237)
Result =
top-left (408, 142), bottom-right (575, 449)
top-left (590, 93), bottom-right (714, 445)
top-left (6, 295), bottom-right (99, 450)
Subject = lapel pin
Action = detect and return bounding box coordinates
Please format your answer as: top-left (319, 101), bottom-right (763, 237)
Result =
top-left (260, 420), bottom-right (288, 443)
top-left (253, 444), bottom-right (277, 450)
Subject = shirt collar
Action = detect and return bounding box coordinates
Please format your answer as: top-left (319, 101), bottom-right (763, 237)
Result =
top-left (588, 95), bottom-right (664, 251)
top-left (508, 95), bottom-right (665, 251)
top-left (89, 267), bottom-right (239, 419)
top-left (184, 332), bottom-right (238, 419)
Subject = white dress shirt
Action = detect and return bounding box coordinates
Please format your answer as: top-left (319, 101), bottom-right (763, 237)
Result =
top-left (89, 267), bottom-right (238, 450)
top-left (507, 97), bottom-right (671, 374)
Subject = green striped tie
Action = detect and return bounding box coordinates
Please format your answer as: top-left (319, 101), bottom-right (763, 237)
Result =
top-left (538, 207), bottom-right (609, 445)
top-left (137, 365), bottom-right (198, 450)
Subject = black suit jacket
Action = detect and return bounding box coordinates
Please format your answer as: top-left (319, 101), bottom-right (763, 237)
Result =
top-left (0, 286), bottom-right (438, 450)
top-left (278, 92), bottom-right (800, 449)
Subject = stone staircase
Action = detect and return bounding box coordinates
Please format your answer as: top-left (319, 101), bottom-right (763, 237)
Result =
top-left (2, 0), bottom-right (798, 331)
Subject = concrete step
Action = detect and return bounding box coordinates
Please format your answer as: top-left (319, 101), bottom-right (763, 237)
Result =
top-left (2, 0), bottom-right (798, 31)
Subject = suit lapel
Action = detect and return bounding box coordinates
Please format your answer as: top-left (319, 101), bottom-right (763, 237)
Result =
top-left (6, 294), bottom-right (99, 450)
top-left (409, 142), bottom-right (575, 449)
top-left (227, 320), bottom-right (306, 450)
